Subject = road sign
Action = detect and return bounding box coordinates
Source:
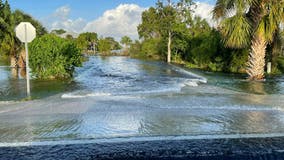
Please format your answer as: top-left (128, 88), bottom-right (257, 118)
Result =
top-left (15, 22), bottom-right (36, 43)
top-left (15, 22), bottom-right (36, 97)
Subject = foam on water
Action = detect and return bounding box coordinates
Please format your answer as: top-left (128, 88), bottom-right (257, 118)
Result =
top-left (61, 56), bottom-right (206, 99)
top-left (184, 80), bottom-right (199, 87)
top-left (169, 64), bottom-right (207, 83)
top-left (0, 101), bottom-right (19, 105)
top-left (61, 87), bottom-right (183, 99)
top-left (61, 79), bottom-right (201, 99)
top-left (154, 104), bottom-right (284, 111)
top-left (61, 92), bottom-right (112, 99)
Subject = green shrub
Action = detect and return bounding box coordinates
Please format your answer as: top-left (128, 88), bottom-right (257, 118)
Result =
top-left (228, 49), bottom-right (248, 73)
top-left (277, 57), bottom-right (284, 73)
top-left (140, 38), bottom-right (163, 59)
top-left (129, 40), bottom-right (142, 57)
top-left (29, 34), bottom-right (82, 79)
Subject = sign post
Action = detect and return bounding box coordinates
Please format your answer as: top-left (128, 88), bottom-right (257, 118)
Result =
top-left (15, 22), bottom-right (36, 97)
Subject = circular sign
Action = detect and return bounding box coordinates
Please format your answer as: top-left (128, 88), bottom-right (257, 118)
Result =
top-left (15, 22), bottom-right (36, 43)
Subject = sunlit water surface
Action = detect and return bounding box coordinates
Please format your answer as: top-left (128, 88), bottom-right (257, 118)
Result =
top-left (0, 56), bottom-right (284, 143)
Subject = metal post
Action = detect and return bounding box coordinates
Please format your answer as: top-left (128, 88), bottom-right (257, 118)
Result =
top-left (25, 24), bottom-right (31, 97)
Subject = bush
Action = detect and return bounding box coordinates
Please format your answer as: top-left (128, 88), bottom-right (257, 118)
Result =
top-left (228, 49), bottom-right (248, 73)
top-left (185, 30), bottom-right (220, 68)
top-left (29, 34), bottom-right (82, 79)
top-left (140, 38), bottom-right (163, 59)
top-left (277, 57), bottom-right (284, 73)
top-left (129, 40), bottom-right (142, 57)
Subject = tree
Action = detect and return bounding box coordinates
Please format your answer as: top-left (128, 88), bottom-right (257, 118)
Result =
top-left (0, 1), bottom-right (47, 67)
top-left (51, 29), bottom-right (66, 35)
top-left (97, 38), bottom-right (111, 54)
top-left (120, 36), bottom-right (132, 48)
top-left (66, 34), bottom-right (73, 40)
top-left (138, 0), bottom-right (194, 63)
top-left (213, 0), bottom-right (284, 80)
top-left (0, 0), bottom-right (17, 66)
top-left (105, 37), bottom-right (121, 50)
top-left (76, 32), bottom-right (98, 53)
top-left (13, 10), bottom-right (47, 36)
top-left (129, 40), bottom-right (142, 57)
top-left (97, 37), bottom-right (121, 55)
top-left (13, 9), bottom-right (47, 68)
top-left (120, 36), bottom-right (132, 55)
top-left (138, 7), bottom-right (162, 41)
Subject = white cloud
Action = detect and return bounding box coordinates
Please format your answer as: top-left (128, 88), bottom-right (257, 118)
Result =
top-left (43, 2), bottom-right (215, 39)
top-left (193, 2), bottom-right (215, 26)
top-left (54, 5), bottom-right (70, 20)
top-left (43, 5), bottom-right (87, 33)
top-left (83, 4), bottom-right (146, 40)
top-left (51, 17), bottom-right (86, 33)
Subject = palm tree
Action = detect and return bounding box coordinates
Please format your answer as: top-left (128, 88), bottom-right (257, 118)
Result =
top-left (0, 0), bottom-right (19, 67)
top-left (120, 36), bottom-right (132, 49)
top-left (0, 0), bottom-right (47, 68)
top-left (213, 0), bottom-right (284, 80)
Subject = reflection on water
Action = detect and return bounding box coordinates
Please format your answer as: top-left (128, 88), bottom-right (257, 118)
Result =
top-left (0, 56), bottom-right (284, 143)
top-left (0, 114), bottom-right (82, 142)
top-left (196, 70), bottom-right (284, 95)
top-left (139, 110), bottom-right (225, 135)
top-left (1, 105), bottom-right (284, 143)
top-left (0, 64), bottom-right (72, 101)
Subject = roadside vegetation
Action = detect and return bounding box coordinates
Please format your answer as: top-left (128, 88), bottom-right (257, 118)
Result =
top-left (213, 0), bottom-right (284, 80)
top-left (29, 34), bottom-right (82, 79)
top-left (0, 0), bottom-right (47, 68)
top-left (132, 0), bottom-right (284, 78)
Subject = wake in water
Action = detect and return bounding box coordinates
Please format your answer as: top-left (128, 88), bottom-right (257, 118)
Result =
top-left (62, 56), bottom-right (207, 99)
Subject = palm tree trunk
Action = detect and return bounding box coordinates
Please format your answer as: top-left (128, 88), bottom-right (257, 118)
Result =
top-left (10, 52), bottom-right (18, 78)
top-left (10, 53), bottom-right (17, 68)
top-left (167, 31), bottom-right (172, 63)
top-left (247, 34), bottom-right (267, 80)
top-left (17, 49), bottom-right (26, 68)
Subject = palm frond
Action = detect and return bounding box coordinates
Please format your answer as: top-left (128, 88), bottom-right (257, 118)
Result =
top-left (213, 0), bottom-right (253, 20)
top-left (255, 0), bottom-right (284, 43)
top-left (213, 0), bottom-right (227, 19)
top-left (220, 14), bottom-right (252, 48)
top-left (256, 17), bottom-right (272, 42)
top-left (246, 0), bottom-right (258, 6)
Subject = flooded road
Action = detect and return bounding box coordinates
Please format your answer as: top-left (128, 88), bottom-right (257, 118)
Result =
top-left (0, 56), bottom-right (284, 144)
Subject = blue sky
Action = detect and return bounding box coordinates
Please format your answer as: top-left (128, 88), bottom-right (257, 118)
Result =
top-left (10, 0), bottom-right (153, 21)
top-left (10, 0), bottom-right (215, 20)
top-left (9, 0), bottom-right (216, 39)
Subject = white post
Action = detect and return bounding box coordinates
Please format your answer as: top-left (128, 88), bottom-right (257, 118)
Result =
top-left (15, 22), bottom-right (36, 98)
top-left (25, 24), bottom-right (31, 97)
top-left (267, 62), bottom-right (272, 74)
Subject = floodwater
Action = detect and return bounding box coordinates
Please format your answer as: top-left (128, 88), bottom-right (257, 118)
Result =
top-left (0, 56), bottom-right (284, 144)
